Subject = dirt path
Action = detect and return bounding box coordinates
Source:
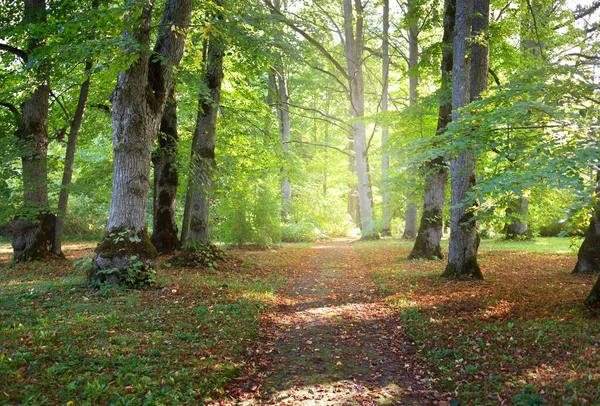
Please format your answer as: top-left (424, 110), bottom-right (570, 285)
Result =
top-left (229, 239), bottom-right (425, 405)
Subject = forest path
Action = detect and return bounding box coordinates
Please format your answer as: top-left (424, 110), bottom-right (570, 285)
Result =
top-left (229, 238), bottom-right (424, 405)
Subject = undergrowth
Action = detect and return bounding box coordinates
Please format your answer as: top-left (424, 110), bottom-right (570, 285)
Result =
top-left (0, 243), bottom-right (290, 404)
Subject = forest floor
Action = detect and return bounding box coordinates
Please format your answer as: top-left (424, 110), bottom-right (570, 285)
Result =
top-left (0, 238), bottom-right (599, 405)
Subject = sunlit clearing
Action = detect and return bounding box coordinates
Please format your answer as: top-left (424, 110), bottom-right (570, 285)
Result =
top-left (347, 227), bottom-right (361, 238)
top-left (481, 300), bottom-right (515, 320)
top-left (269, 381), bottom-right (409, 405)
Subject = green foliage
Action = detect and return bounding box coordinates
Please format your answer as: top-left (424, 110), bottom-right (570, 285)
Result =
top-left (176, 243), bottom-right (226, 269)
top-left (214, 180), bottom-right (282, 247)
top-left (91, 255), bottom-right (157, 290)
top-left (513, 385), bottom-right (545, 406)
top-left (281, 221), bottom-right (325, 243)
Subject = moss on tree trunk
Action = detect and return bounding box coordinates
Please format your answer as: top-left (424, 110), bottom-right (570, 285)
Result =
top-left (12, 213), bottom-right (56, 262)
top-left (91, 229), bottom-right (158, 287)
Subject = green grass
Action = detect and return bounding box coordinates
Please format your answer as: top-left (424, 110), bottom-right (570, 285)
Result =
top-left (356, 236), bottom-right (580, 255)
top-left (0, 253), bottom-right (285, 404)
top-left (479, 237), bottom-right (580, 254)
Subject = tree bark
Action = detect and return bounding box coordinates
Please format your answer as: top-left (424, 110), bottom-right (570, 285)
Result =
top-left (381, 0), bottom-right (392, 236)
top-left (92, 0), bottom-right (192, 286)
top-left (347, 139), bottom-right (360, 226)
top-left (505, 196), bottom-right (529, 240)
top-left (277, 69), bottom-right (292, 221)
top-left (270, 0), bottom-right (292, 221)
top-left (151, 88), bottom-right (180, 254)
top-left (343, 0), bottom-right (378, 239)
top-left (12, 0), bottom-right (53, 262)
top-left (574, 170), bottom-right (600, 275)
top-left (402, 0), bottom-right (419, 240)
top-left (181, 31), bottom-right (225, 247)
top-left (53, 59), bottom-right (93, 257)
top-left (402, 202), bottom-right (418, 239)
top-left (409, 0), bottom-right (455, 260)
top-left (443, 0), bottom-right (487, 279)
top-left (586, 276), bottom-right (600, 307)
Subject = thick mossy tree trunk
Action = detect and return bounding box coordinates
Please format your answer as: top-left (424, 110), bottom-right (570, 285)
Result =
top-left (343, 0), bottom-right (378, 239)
top-left (92, 0), bottom-right (192, 286)
top-left (574, 170), bottom-right (600, 275)
top-left (151, 89), bottom-right (180, 254)
top-left (444, 0), bottom-right (488, 279)
top-left (409, 0), bottom-right (454, 260)
top-left (181, 30), bottom-right (225, 247)
top-left (12, 0), bottom-right (53, 262)
top-left (13, 84), bottom-right (52, 262)
top-left (505, 196), bottom-right (529, 240)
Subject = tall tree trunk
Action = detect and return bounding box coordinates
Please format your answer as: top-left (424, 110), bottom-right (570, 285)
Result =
top-left (402, 0), bottom-right (419, 240)
top-left (574, 169), bottom-right (600, 275)
top-left (443, 0), bottom-right (488, 279)
top-left (151, 89), bottom-right (180, 254)
top-left (270, 0), bottom-right (292, 221)
top-left (402, 202), bottom-right (418, 239)
top-left (53, 59), bottom-right (93, 257)
top-left (13, 83), bottom-right (52, 262)
top-left (347, 139), bottom-right (360, 226)
top-left (12, 0), bottom-right (53, 262)
top-left (52, 0), bottom-right (98, 257)
top-left (380, 0), bottom-right (392, 236)
top-left (181, 33), bottom-right (225, 247)
top-left (409, 0), bottom-right (455, 260)
top-left (505, 196), bottom-right (529, 240)
top-left (277, 69), bottom-right (292, 221)
top-left (92, 0), bottom-right (193, 286)
top-left (343, 0), bottom-right (377, 239)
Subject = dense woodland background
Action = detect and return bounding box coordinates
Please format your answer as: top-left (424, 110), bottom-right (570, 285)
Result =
top-left (1, 0), bottom-right (600, 299)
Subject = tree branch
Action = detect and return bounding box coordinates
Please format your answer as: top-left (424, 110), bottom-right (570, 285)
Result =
top-left (49, 89), bottom-right (71, 123)
top-left (0, 102), bottom-right (22, 124)
top-left (0, 43), bottom-right (28, 62)
top-left (575, 1), bottom-right (600, 20)
top-left (525, 0), bottom-right (547, 61)
top-left (283, 140), bottom-right (352, 156)
top-left (264, 0), bottom-right (350, 80)
top-left (283, 101), bottom-right (349, 125)
top-left (310, 65), bottom-right (349, 93)
top-left (489, 67), bottom-right (501, 86)
top-left (491, 147), bottom-right (516, 163)
top-left (90, 103), bottom-right (112, 114)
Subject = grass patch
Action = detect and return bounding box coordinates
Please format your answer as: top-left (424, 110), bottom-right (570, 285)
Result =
top-left (0, 243), bottom-right (295, 404)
